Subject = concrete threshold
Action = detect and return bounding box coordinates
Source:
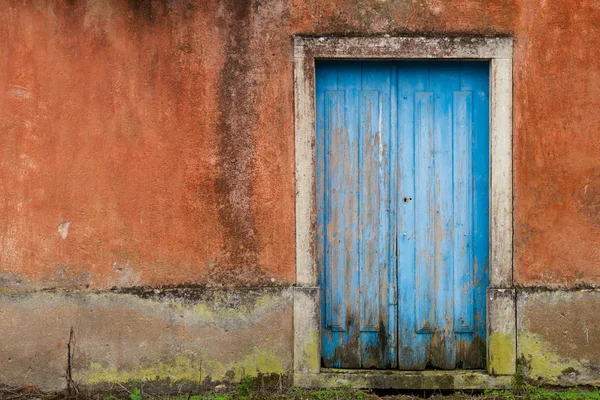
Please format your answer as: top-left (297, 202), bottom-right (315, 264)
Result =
top-left (294, 369), bottom-right (512, 390)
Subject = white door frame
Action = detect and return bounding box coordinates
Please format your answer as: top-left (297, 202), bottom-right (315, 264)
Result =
top-left (293, 36), bottom-right (515, 389)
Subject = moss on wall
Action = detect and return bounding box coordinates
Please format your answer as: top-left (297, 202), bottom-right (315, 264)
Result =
top-left (300, 330), bottom-right (320, 373)
top-left (488, 332), bottom-right (515, 375)
top-left (82, 346), bottom-right (286, 385)
top-left (519, 331), bottom-right (586, 385)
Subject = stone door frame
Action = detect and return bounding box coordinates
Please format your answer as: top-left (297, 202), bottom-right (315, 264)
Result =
top-left (293, 36), bottom-right (515, 389)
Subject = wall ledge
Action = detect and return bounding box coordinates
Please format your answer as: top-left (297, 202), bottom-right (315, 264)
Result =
top-left (294, 370), bottom-right (511, 389)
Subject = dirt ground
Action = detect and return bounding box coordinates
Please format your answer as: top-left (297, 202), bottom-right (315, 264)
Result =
top-left (2, 382), bottom-right (599, 400)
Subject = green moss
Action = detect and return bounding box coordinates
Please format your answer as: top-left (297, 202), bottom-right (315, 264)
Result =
top-left (301, 330), bottom-right (320, 373)
top-left (184, 292), bottom-right (285, 327)
top-left (0, 287), bottom-right (27, 295)
top-left (519, 331), bottom-right (584, 384)
top-left (82, 347), bottom-right (286, 385)
top-left (236, 347), bottom-right (285, 380)
top-left (489, 332), bottom-right (516, 375)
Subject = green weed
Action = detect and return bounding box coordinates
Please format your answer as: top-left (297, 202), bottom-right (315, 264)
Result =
top-left (99, 381), bottom-right (600, 400)
top-left (213, 395), bottom-right (233, 400)
top-left (129, 388), bottom-right (142, 400)
top-left (287, 386), bottom-right (372, 400)
top-left (236, 377), bottom-right (252, 400)
top-left (485, 386), bottom-right (600, 400)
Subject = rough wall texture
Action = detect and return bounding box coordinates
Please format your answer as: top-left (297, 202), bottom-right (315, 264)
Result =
top-left (1, 0), bottom-right (600, 390)
top-left (0, 288), bottom-right (293, 391)
top-left (518, 290), bottom-right (600, 386)
top-left (512, 1), bottom-right (600, 287)
top-left (0, 0), bottom-right (598, 289)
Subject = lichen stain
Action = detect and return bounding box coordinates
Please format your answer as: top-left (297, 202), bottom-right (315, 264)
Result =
top-left (82, 346), bottom-right (286, 385)
top-left (488, 332), bottom-right (514, 375)
top-left (301, 330), bottom-right (320, 372)
top-left (519, 331), bottom-right (589, 386)
top-left (106, 287), bottom-right (293, 330)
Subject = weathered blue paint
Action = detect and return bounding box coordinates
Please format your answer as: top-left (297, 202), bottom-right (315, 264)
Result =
top-left (317, 61), bottom-right (396, 369)
top-left (316, 61), bottom-right (489, 370)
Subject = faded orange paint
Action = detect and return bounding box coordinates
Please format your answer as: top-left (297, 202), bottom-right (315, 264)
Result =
top-left (0, 0), bottom-right (598, 289)
top-left (513, 0), bottom-right (600, 287)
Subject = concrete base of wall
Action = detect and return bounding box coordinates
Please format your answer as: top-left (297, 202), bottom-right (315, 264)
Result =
top-left (517, 289), bottom-right (600, 387)
top-left (295, 370), bottom-right (511, 390)
top-left (3, 287), bottom-right (600, 391)
top-left (0, 288), bottom-right (293, 391)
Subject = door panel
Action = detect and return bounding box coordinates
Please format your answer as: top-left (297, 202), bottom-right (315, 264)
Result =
top-left (396, 62), bottom-right (428, 368)
top-left (457, 61), bottom-right (490, 368)
top-left (316, 61), bottom-right (489, 370)
top-left (317, 61), bottom-right (396, 369)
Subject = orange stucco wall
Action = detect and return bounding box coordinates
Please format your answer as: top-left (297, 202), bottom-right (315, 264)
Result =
top-left (0, 0), bottom-right (598, 289)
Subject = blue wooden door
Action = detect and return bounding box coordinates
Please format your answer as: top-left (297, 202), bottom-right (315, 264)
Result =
top-left (316, 61), bottom-right (489, 370)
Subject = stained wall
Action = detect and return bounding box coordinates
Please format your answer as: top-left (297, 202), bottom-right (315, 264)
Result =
top-left (1, 0), bottom-right (600, 390)
top-left (1, 0), bottom-right (599, 289)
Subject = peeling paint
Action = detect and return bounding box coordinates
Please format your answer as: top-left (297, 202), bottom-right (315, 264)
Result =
top-left (1, 0), bottom-right (600, 391)
top-left (0, 0), bottom-right (597, 291)
top-left (58, 221), bottom-right (71, 240)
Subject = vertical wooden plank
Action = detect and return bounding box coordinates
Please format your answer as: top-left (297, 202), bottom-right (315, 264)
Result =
top-left (359, 62), bottom-right (394, 368)
top-left (388, 64), bottom-right (399, 368)
top-left (452, 90), bottom-right (474, 334)
top-left (414, 90), bottom-right (435, 336)
top-left (460, 61), bottom-right (490, 368)
top-left (316, 62), bottom-right (339, 366)
top-left (325, 89), bottom-right (347, 335)
top-left (430, 62), bottom-right (459, 369)
top-left (336, 62), bottom-right (362, 368)
top-left (397, 62), bottom-right (429, 370)
top-left (321, 63), bottom-right (363, 367)
top-left (359, 89), bottom-right (382, 333)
